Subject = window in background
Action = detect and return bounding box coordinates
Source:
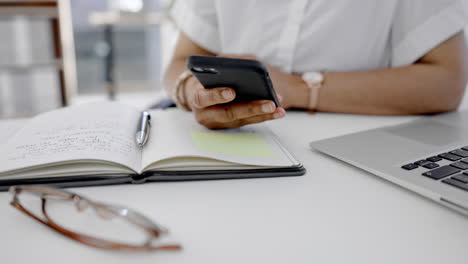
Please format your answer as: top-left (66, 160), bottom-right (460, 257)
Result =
top-left (71, 0), bottom-right (163, 97)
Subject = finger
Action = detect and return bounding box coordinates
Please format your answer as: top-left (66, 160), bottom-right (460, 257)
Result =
top-left (189, 87), bottom-right (236, 109)
top-left (225, 107), bottom-right (286, 128)
top-left (202, 100), bottom-right (278, 123)
top-left (197, 107), bottom-right (286, 129)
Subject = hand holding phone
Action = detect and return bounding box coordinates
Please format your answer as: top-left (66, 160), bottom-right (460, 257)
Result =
top-left (181, 55), bottom-right (286, 129)
top-left (187, 55), bottom-right (280, 106)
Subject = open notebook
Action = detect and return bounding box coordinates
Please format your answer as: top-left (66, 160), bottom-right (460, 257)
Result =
top-left (0, 103), bottom-right (305, 190)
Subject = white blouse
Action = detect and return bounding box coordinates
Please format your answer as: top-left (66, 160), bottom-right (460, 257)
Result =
top-left (171, 0), bottom-right (467, 74)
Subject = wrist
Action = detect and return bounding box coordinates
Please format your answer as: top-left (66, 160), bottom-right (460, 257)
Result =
top-left (173, 70), bottom-right (193, 111)
top-left (288, 75), bottom-right (310, 109)
top-left (182, 75), bottom-right (198, 110)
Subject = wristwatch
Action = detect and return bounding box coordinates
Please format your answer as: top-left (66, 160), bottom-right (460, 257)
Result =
top-left (301, 71), bottom-right (325, 111)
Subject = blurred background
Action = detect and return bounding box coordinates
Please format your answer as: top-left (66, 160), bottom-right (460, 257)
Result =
top-left (0, 0), bottom-right (467, 119)
top-left (0, 0), bottom-right (177, 118)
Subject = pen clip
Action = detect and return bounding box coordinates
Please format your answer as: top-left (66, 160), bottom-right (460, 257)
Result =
top-left (136, 111), bottom-right (151, 147)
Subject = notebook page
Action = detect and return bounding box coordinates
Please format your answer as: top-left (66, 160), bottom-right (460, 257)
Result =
top-left (141, 109), bottom-right (296, 172)
top-left (0, 102), bottom-right (142, 176)
top-left (0, 119), bottom-right (27, 146)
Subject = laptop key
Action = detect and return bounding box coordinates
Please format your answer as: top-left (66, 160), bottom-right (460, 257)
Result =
top-left (453, 174), bottom-right (468, 184)
top-left (450, 149), bottom-right (468, 158)
top-left (422, 165), bottom-right (460, 180)
top-left (427, 156), bottom-right (442, 162)
top-left (450, 161), bottom-right (468, 170)
top-left (415, 160), bottom-right (431, 167)
top-left (423, 163), bottom-right (439, 169)
top-left (402, 164), bottom-right (418, 170)
top-left (462, 146), bottom-right (468, 151)
top-left (438, 153), bottom-right (462, 161)
top-left (442, 178), bottom-right (468, 192)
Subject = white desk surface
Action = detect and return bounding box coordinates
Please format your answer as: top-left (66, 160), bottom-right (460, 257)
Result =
top-left (1, 99), bottom-right (468, 263)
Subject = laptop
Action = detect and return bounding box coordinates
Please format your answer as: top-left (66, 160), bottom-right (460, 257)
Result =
top-left (310, 110), bottom-right (468, 216)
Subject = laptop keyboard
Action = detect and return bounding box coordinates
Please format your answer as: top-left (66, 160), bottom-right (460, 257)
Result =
top-left (401, 146), bottom-right (468, 192)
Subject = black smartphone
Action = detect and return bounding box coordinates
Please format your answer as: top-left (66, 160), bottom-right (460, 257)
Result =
top-left (186, 55), bottom-right (280, 106)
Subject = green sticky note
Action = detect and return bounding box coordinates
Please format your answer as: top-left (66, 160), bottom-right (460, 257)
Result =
top-left (191, 131), bottom-right (277, 157)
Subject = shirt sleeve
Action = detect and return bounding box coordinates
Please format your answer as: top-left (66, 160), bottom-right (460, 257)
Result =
top-left (391, 0), bottom-right (468, 67)
top-left (170, 0), bottom-right (221, 53)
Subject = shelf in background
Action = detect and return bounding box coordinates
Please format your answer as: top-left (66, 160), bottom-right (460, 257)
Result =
top-left (0, 60), bottom-right (62, 72)
top-left (89, 11), bottom-right (169, 27)
top-left (0, 1), bottom-right (58, 17)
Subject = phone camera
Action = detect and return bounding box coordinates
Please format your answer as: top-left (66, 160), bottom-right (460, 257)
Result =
top-left (191, 67), bottom-right (219, 74)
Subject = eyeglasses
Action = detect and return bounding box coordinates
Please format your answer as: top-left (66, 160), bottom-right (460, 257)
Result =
top-left (9, 185), bottom-right (182, 252)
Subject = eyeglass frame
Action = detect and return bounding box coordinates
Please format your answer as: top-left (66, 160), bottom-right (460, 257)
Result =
top-left (9, 185), bottom-right (182, 252)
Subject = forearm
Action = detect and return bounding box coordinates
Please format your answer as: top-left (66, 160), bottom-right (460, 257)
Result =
top-left (313, 32), bottom-right (468, 115)
top-left (317, 63), bottom-right (467, 115)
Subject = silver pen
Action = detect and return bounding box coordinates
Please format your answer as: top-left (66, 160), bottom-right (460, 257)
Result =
top-left (136, 111), bottom-right (151, 147)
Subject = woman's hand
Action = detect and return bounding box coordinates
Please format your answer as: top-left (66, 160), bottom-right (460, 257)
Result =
top-left (182, 76), bottom-right (286, 129)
